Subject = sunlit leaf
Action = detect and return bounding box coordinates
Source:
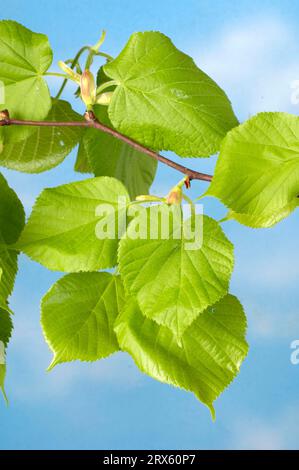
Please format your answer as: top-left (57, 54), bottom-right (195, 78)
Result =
top-left (42, 272), bottom-right (125, 369)
top-left (0, 20), bottom-right (53, 143)
top-left (207, 112), bottom-right (299, 227)
top-left (118, 205), bottom-right (234, 337)
top-left (115, 295), bottom-right (248, 418)
top-left (0, 173), bottom-right (25, 306)
top-left (0, 308), bottom-right (13, 403)
top-left (0, 99), bottom-right (83, 173)
top-left (17, 176), bottom-right (130, 272)
top-left (104, 31), bottom-right (238, 157)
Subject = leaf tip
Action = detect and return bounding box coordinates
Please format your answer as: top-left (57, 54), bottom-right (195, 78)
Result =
top-left (209, 404), bottom-right (216, 422)
top-left (1, 386), bottom-right (8, 406)
top-left (47, 356), bottom-right (59, 372)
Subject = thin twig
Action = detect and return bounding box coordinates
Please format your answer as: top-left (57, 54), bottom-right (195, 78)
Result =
top-left (0, 110), bottom-right (213, 182)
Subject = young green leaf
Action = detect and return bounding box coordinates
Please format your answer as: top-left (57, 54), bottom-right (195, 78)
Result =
top-left (0, 308), bottom-right (13, 348)
top-left (0, 308), bottom-right (13, 403)
top-left (0, 174), bottom-right (23, 402)
top-left (0, 243), bottom-right (18, 310)
top-left (0, 365), bottom-right (7, 403)
top-left (0, 99), bottom-right (84, 173)
top-left (41, 272), bottom-right (125, 369)
top-left (0, 173), bottom-right (25, 306)
top-left (74, 141), bottom-right (92, 173)
top-left (118, 206), bottom-right (234, 337)
top-left (17, 176), bottom-right (130, 272)
top-left (103, 31), bottom-right (238, 157)
top-left (115, 295), bottom-right (248, 419)
top-left (76, 106), bottom-right (157, 199)
top-left (0, 20), bottom-right (53, 143)
top-left (225, 199), bottom-right (299, 228)
top-left (207, 112), bottom-right (299, 227)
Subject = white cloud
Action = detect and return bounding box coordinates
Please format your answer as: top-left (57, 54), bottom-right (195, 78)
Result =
top-left (193, 16), bottom-right (299, 117)
top-left (231, 403), bottom-right (299, 449)
top-left (238, 253), bottom-right (299, 288)
top-left (234, 251), bottom-right (299, 340)
top-left (246, 304), bottom-right (299, 340)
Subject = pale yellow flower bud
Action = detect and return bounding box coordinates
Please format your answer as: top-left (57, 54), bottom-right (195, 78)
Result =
top-left (80, 70), bottom-right (96, 107)
top-left (166, 186), bottom-right (183, 205)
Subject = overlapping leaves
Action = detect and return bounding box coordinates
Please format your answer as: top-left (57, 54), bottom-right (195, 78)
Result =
top-left (0, 173), bottom-right (25, 307)
top-left (0, 99), bottom-right (83, 173)
top-left (115, 295), bottom-right (248, 418)
top-left (0, 21), bottom-right (255, 415)
top-left (26, 174), bottom-right (246, 416)
top-left (118, 205), bottom-right (234, 337)
top-left (76, 105), bottom-right (157, 199)
top-left (0, 173), bottom-right (24, 401)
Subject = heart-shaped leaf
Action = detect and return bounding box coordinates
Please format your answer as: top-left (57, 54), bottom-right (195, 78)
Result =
top-left (118, 206), bottom-right (234, 337)
top-left (207, 112), bottom-right (299, 227)
top-left (42, 272), bottom-right (125, 369)
top-left (17, 176), bottom-right (130, 272)
top-left (104, 31), bottom-right (238, 157)
top-left (0, 20), bottom-right (53, 143)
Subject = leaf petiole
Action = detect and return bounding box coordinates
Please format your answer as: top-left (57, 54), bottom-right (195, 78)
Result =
top-left (44, 72), bottom-right (69, 79)
top-left (182, 193), bottom-right (196, 220)
top-left (96, 80), bottom-right (118, 95)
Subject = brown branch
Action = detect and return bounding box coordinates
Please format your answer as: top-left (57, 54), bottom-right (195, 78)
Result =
top-left (0, 109), bottom-right (213, 182)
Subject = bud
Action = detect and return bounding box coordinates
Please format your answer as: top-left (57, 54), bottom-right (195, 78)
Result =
top-left (0, 109), bottom-right (9, 122)
top-left (96, 91), bottom-right (113, 106)
top-left (166, 186), bottom-right (183, 205)
top-left (80, 70), bottom-right (96, 107)
top-left (58, 61), bottom-right (81, 84)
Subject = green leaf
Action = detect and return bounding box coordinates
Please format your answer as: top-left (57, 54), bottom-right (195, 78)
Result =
top-left (225, 199), bottom-right (299, 228)
top-left (0, 173), bottom-right (23, 403)
top-left (17, 176), bottom-right (130, 272)
top-left (207, 112), bottom-right (299, 227)
top-left (0, 20), bottom-right (53, 143)
top-left (103, 31), bottom-right (238, 157)
top-left (115, 295), bottom-right (248, 418)
top-left (76, 106), bottom-right (157, 199)
top-left (0, 308), bottom-right (13, 403)
top-left (0, 99), bottom-right (84, 173)
top-left (0, 249), bottom-right (18, 310)
top-left (74, 141), bottom-right (92, 173)
top-left (0, 173), bottom-right (25, 306)
top-left (97, 66), bottom-right (115, 89)
top-left (118, 206), bottom-right (234, 337)
top-left (41, 272), bottom-right (125, 369)
top-left (0, 308), bottom-right (13, 347)
top-left (0, 365), bottom-right (7, 404)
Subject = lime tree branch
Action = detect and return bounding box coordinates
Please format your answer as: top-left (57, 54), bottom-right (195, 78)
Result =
top-left (0, 110), bottom-right (212, 182)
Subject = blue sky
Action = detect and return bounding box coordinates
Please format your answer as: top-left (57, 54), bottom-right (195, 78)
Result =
top-left (1, 0), bottom-right (299, 450)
